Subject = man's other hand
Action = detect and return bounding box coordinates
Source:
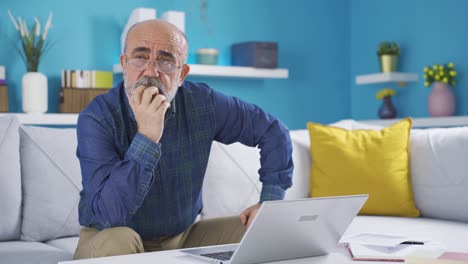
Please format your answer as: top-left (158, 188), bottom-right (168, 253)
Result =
top-left (240, 203), bottom-right (262, 228)
top-left (130, 85), bottom-right (170, 143)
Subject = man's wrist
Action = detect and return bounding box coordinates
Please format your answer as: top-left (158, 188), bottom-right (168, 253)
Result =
top-left (127, 132), bottom-right (162, 167)
top-left (259, 183), bottom-right (285, 203)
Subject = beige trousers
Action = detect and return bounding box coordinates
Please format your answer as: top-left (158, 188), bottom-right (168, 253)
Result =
top-left (74, 216), bottom-right (247, 260)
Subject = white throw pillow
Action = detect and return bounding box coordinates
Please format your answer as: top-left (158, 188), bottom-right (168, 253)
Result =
top-left (330, 119), bottom-right (384, 130)
top-left (410, 127), bottom-right (468, 221)
top-left (284, 129), bottom-right (311, 200)
top-left (20, 125), bottom-right (82, 242)
top-left (0, 116), bottom-right (22, 241)
top-left (201, 142), bottom-right (261, 219)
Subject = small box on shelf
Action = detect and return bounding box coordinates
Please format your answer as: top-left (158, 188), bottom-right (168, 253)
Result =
top-left (231, 42), bottom-right (278, 69)
top-left (0, 84), bottom-right (8, 112)
top-left (59, 87), bottom-right (109, 113)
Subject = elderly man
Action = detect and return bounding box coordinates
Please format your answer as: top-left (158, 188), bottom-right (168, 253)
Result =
top-left (74, 19), bottom-right (293, 259)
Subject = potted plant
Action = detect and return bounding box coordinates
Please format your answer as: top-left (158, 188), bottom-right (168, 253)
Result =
top-left (377, 41), bottom-right (400, 73)
top-left (8, 10), bottom-right (53, 114)
top-left (423, 62), bottom-right (457, 116)
top-left (376, 88), bottom-right (397, 119)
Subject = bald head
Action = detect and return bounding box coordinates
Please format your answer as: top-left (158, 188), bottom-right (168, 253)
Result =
top-left (124, 19), bottom-right (188, 63)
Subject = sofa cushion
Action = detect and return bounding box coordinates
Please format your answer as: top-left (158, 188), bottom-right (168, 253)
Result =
top-left (0, 241), bottom-right (73, 264)
top-left (201, 142), bottom-right (261, 219)
top-left (307, 118), bottom-right (420, 217)
top-left (410, 127), bottom-right (468, 222)
top-left (20, 125), bottom-right (82, 242)
top-left (46, 237), bottom-right (79, 255)
top-left (0, 116), bottom-right (22, 241)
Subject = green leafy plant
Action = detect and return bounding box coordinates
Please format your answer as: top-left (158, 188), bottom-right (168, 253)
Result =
top-left (376, 88), bottom-right (396, 100)
top-left (377, 41), bottom-right (400, 56)
top-left (8, 10), bottom-right (53, 72)
top-left (423, 62), bottom-right (457, 87)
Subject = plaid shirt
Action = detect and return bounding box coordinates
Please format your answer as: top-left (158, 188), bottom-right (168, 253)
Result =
top-left (77, 81), bottom-right (293, 240)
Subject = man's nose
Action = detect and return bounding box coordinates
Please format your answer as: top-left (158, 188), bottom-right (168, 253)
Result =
top-left (143, 61), bottom-right (159, 77)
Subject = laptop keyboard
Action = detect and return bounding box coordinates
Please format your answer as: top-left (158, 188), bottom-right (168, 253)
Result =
top-left (201, 250), bottom-right (235, 261)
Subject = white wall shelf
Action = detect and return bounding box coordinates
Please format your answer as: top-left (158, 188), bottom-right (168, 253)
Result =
top-left (0, 113), bottom-right (78, 125)
top-left (356, 72), bottom-right (418, 85)
top-left (113, 64), bottom-right (289, 79)
top-left (360, 116), bottom-right (468, 128)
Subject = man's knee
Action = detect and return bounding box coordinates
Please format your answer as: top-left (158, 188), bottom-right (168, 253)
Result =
top-left (74, 226), bottom-right (144, 259)
top-left (182, 216), bottom-right (247, 248)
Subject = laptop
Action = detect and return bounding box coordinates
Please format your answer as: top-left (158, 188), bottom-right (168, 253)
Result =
top-left (181, 194), bottom-right (368, 264)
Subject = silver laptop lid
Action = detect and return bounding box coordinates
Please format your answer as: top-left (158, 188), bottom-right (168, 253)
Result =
top-left (229, 194), bottom-right (368, 264)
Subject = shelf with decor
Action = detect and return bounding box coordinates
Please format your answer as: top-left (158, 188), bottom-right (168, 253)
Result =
top-left (356, 72), bottom-right (418, 86)
top-left (112, 64), bottom-right (289, 79)
top-left (359, 115), bottom-right (468, 128)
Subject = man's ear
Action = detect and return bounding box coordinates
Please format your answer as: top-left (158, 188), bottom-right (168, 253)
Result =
top-left (120, 54), bottom-right (126, 70)
top-left (178, 64), bottom-right (190, 86)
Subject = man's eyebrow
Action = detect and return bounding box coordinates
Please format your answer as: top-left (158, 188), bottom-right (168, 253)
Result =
top-left (157, 50), bottom-right (176, 59)
top-left (131, 47), bottom-right (151, 55)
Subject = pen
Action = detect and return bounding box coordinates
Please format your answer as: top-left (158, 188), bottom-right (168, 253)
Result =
top-left (401, 241), bottom-right (424, 245)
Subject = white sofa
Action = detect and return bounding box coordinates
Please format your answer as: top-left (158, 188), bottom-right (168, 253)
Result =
top-left (1, 115), bottom-right (467, 264)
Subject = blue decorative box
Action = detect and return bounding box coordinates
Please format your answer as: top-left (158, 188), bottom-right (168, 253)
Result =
top-left (231, 42), bottom-right (278, 68)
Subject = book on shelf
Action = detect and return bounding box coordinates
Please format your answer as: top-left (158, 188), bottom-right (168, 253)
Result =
top-left (62, 70), bottom-right (113, 89)
top-left (59, 87), bottom-right (110, 113)
top-left (0, 84), bottom-right (8, 112)
top-left (0, 65), bottom-right (5, 83)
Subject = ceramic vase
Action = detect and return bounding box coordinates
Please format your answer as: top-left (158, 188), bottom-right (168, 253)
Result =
top-left (379, 55), bottom-right (398, 73)
top-left (378, 96), bottom-right (397, 119)
top-left (428, 81), bottom-right (455, 117)
top-left (22, 72), bottom-right (48, 113)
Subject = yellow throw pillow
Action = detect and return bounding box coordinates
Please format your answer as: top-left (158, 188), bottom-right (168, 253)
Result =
top-left (307, 118), bottom-right (420, 217)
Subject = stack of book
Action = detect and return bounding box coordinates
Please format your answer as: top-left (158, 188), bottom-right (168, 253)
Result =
top-left (0, 65), bottom-right (5, 85)
top-left (61, 70), bottom-right (113, 89)
top-left (346, 233), bottom-right (445, 262)
top-left (59, 69), bottom-right (113, 113)
top-left (406, 252), bottom-right (468, 263)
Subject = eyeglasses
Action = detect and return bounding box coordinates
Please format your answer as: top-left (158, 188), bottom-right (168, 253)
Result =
top-left (126, 57), bottom-right (182, 74)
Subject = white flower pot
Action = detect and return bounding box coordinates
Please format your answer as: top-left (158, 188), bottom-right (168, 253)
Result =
top-left (22, 72), bottom-right (48, 113)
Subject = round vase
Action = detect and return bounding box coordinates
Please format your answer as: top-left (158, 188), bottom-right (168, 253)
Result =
top-left (428, 82), bottom-right (455, 117)
top-left (22, 72), bottom-right (48, 114)
top-left (378, 96), bottom-right (397, 119)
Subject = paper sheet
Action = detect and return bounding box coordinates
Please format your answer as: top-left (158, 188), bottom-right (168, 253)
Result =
top-left (345, 233), bottom-right (431, 247)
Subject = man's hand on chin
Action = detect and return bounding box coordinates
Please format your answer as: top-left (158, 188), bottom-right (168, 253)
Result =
top-left (240, 203), bottom-right (262, 228)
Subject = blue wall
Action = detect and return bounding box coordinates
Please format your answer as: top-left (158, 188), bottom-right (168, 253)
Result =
top-left (0, 0), bottom-right (350, 129)
top-left (3, 1), bottom-right (468, 127)
top-left (350, 0), bottom-right (468, 119)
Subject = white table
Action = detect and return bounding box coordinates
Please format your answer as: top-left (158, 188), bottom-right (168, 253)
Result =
top-left (59, 245), bottom-right (373, 264)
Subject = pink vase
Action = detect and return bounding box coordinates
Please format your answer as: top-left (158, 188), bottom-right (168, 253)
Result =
top-left (428, 82), bottom-right (455, 117)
